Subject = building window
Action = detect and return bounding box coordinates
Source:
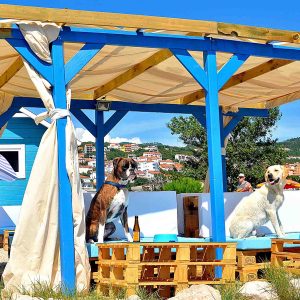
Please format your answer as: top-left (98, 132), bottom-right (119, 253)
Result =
top-left (0, 144), bottom-right (26, 178)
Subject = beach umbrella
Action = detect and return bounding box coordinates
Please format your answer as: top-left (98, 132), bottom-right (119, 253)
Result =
top-left (0, 154), bottom-right (17, 181)
top-left (256, 179), bottom-right (300, 190)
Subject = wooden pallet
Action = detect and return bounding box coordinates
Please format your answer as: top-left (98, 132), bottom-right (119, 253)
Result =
top-left (271, 239), bottom-right (300, 275)
top-left (236, 249), bottom-right (272, 282)
top-left (94, 242), bottom-right (236, 299)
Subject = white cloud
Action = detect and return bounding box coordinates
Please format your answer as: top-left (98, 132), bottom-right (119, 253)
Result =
top-left (75, 128), bottom-right (95, 144)
top-left (105, 135), bottom-right (142, 144)
top-left (75, 128), bottom-right (142, 145)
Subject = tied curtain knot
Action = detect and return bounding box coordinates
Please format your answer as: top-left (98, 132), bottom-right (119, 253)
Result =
top-left (35, 108), bottom-right (70, 124)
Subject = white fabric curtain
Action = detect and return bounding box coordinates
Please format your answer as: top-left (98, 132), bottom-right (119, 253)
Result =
top-left (2, 22), bottom-right (90, 298)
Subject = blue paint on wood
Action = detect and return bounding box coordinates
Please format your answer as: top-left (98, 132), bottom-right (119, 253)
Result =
top-left (0, 107), bottom-right (21, 128)
top-left (65, 43), bottom-right (104, 84)
top-left (204, 51), bottom-right (225, 278)
top-left (52, 41), bottom-right (76, 292)
top-left (0, 118), bottom-right (46, 206)
top-left (70, 109), bottom-right (96, 137)
top-left (6, 26), bottom-right (300, 61)
top-left (103, 110), bottom-right (128, 136)
top-left (217, 53), bottom-right (249, 90)
top-left (219, 109), bottom-right (227, 192)
top-left (170, 48), bottom-right (208, 91)
top-left (204, 51), bottom-right (226, 243)
top-left (95, 111), bottom-right (105, 189)
top-left (223, 116), bottom-right (243, 138)
top-left (12, 97), bottom-right (269, 118)
top-left (6, 39), bottom-right (54, 85)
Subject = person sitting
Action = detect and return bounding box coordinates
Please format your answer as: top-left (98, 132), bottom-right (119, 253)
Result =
top-left (236, 173), bottom-right (253, 192)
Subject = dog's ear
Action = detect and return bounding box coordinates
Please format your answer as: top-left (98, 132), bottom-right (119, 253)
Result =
top-left (282, 165), bottom-right (289, 179)
top-left (264, 169), bottom-right (268, 183)
top-left (113, 157), bottom-right (122, 170)
top-left (130, 158), bottom-right (138, 169)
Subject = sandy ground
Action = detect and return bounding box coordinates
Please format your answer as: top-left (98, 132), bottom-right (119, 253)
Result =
top-left (0, 248), bottom-right (8, 278)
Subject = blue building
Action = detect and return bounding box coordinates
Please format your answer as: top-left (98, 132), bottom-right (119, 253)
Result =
top-left (0, 108), bottom-right (49, 206)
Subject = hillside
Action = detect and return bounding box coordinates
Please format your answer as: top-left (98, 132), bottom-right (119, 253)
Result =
top-left (279, 137), bottom-right (300, 156)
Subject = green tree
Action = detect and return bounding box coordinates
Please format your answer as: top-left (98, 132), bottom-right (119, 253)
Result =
top-left (167, 107), bottom-right (288, 191)
top-left (106, 148), bottom-right (126, 160)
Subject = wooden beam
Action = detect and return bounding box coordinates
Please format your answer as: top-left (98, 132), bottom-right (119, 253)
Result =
top-left (264, 89), bottom-right (300, 109)
top-left (0, 56), bottom-right (23, 88)
top-left (93, 49), bottom-right (173, 100)
top-left (0, 22), bottom-right (11, 38)
top-left (1, 5), bottom-right (300, 43)
top-left (181, 59), bottom-right (293, 104)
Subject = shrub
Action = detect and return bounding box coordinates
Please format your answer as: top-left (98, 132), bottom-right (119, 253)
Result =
top-left (163, 177), bottom-right (203, 194)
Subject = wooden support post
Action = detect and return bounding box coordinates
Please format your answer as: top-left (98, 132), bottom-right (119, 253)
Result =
top-left (176, 244), bottom-right (190, 293)
top-left (204, 50), bottom-right (226, 278)
top-left (222, 244), bottom-right (236, 282)
top-left (271, 239), bottom-right (284, 267)
top-left (219, 110), bottom-right (227, 192)
top-left (95, 110), bottom-right (105, 189)
top-left (125, 244), bottom-right (140, 297)
top-left (52, 40), bottom-right (76, 292)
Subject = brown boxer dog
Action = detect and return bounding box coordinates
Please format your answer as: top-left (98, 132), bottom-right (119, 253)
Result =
top-left (86, 157), bottom-right (137, 243)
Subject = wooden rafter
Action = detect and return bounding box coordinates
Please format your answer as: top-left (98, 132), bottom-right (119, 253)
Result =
top-left (0, 56), bottom-right (23, 88)
top-left (264, 89), bottom-right (300, 109)
top-left (93, 49), bottom-right (173, 100)
top-left (180, 59), bottom-right (293, 105)
top-left (1, 4), bottom-right (300, 43)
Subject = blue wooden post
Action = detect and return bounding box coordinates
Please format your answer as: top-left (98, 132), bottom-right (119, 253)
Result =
top-left (204, 50), bottom-right (226, 242)
top-left (52, 40), bottom-right (76, 292)
top-left (95, 110), bottom-right (105, 189)
top-left (204, 50), bottom-right (226, 278)
top-left (219, 111), bottom-right (227, 192)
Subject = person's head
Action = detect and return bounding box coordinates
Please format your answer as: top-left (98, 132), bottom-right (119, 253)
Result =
top-left (238, 173), bottom-right (246, 184)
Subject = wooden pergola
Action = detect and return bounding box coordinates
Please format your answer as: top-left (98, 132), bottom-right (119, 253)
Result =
top-left (1, 3), bottom-right (300, 290)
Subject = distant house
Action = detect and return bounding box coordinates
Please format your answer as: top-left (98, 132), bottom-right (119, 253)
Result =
top-left (144, 145), bottom-right (158, 152)
top-left (84, 143), bottom-right (95, 154)
top-left (0, 108), bottom-right (50, 206)
top-left (122, 143), bottom-right (140, 152)
top-left (137, 161), bottom-right (159, 172)
top-left (146, 170), bottom-right (161, 179)
top-left (175, 154), bottom-right (190, 162)
top-left (108, 143), bottom-right (121, 150)
top-left (78, 165), bottom-right (93, 174)
top-left (143, 151), bottom-right (162, 161)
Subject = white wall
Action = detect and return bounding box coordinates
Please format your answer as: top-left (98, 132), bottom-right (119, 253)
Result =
top-left (84, 191), bottom-right (178, 239)
top-left (177, 191), bottom-right (300, 237)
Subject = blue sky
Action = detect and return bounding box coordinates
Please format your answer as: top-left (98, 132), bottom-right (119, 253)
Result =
top-left (8, 0), bottom-right (300, 145)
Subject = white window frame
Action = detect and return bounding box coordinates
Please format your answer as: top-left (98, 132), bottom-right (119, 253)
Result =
top-left (0, 144), bottom-right (26, 179)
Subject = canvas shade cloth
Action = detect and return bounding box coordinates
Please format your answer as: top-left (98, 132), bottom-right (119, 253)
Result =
top-left (1, 21), bottom-right (90, 298)
top-left (0, 26), bottom-right (300, 109)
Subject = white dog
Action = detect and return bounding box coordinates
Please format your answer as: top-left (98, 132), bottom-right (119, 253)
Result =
top-left (229, 165), bottom-right (287, 239)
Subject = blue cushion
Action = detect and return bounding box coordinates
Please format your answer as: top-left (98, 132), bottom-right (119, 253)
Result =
top-left (86, 233), bottom-right (300, 258)
top-left (228, 232), bottom-right (300, 250)
top-left (153, 234), bottom-right (178, 243)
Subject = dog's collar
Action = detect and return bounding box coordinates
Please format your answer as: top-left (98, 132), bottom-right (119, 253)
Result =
top-left (104, 181), bottom-right (127, 190)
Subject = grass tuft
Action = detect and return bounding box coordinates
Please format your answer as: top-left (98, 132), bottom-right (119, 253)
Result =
top-left (263, 265), bottom-right (300, 300)
top-left (135, 287), bottom-right (161, 300)
top-left (216, 282), bottom-right (250, 300)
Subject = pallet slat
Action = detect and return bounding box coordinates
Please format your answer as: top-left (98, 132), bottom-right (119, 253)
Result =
top-left (95, 242), bottom-right (236, 298)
